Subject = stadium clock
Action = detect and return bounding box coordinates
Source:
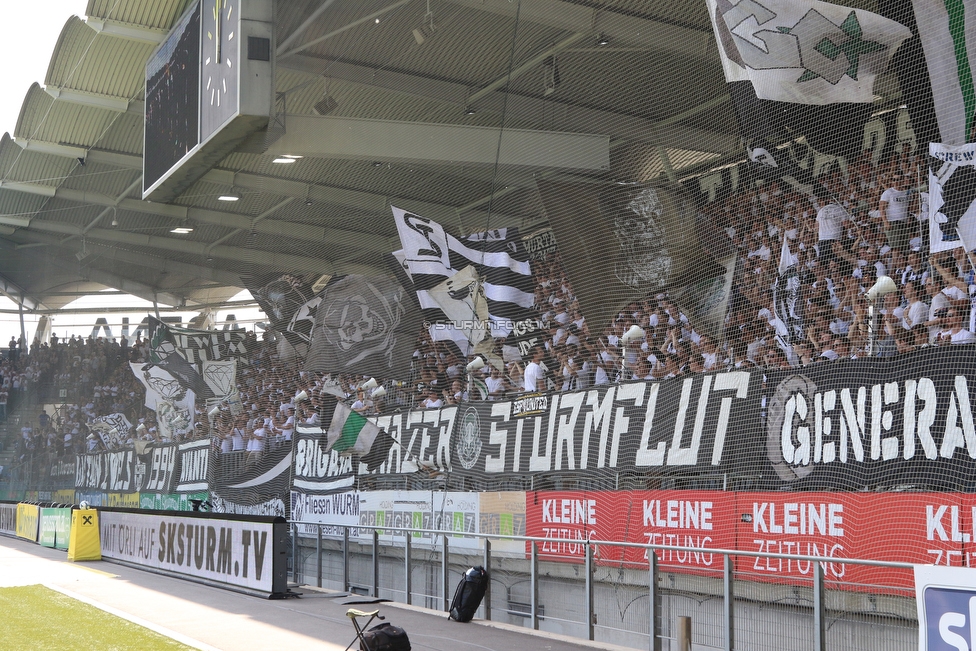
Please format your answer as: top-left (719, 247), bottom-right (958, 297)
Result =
top-left (200, 0), bottom-right (240, 142)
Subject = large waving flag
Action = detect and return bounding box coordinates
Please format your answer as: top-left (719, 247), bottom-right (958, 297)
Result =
top-left (536, 180), bottom-right (724, 334)
top-left (707, 0), bottom-right (911, 189)
top-left (911, 0), bottom-right (976, 145)
top-left (392, 206), bottom-right (536, 352)
top-left (303, 273), bottom-right (421, 379)
top-left (326, 402), bottom-right (383, 456)
top-left (930, 142), bottom-right (976, 251)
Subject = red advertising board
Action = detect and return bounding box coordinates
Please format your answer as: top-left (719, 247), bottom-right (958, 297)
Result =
top-left (526, 491), bottom-right (736, 571)
top-left (527, 491), bottom-right (976, 590)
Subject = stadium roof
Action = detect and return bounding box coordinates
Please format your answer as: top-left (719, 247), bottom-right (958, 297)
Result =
top-left (0, 0), bottom-right (893, 314)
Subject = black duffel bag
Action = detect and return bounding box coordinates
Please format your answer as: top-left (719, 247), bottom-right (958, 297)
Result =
top-left (360, 622), bottom-right (411, 651)
top-left (448, 565), bottom-right (489, 622)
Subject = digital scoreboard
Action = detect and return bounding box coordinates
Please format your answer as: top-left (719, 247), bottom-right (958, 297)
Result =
top-left (143, 0), bottom-right (273, 202)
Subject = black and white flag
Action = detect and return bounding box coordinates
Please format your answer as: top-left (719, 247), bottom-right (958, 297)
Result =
top-left (774, 235), bottom-right (804, 343)
top-left (129, 362), bottom-right (195, 440)
top-left (303, 273), bottom-right (421, 379)
top-left (707, 0), bottom-right (911, 189)
top-left (537, 180), bottom-right (724, 334)
top-left (929, 142), bottom-right (976, 252)
top-left (392, 206), bottom-right (536, 353)
top-left (246, 273), bottom-right (327, 357)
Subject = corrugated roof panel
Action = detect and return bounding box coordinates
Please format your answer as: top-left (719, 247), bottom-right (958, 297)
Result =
top-left (21, 103), bottom-right (120, 151)
top-left (94, 112), bottom-right (144, 154)
top-left (0, 188), bottom-right (50, 218)
top-left (86, 0), bottom-right (194, 32)
top-left (32, 197), bottom-right (104, 230)
top-left (59, 164), bottom-right (141, 200)
top-left (46, 17), bottom-right (154, 100)
top-left (175, 177), bottom-right (293, 217)
top-left (298, 4), bottom-right (562, 89)
top-left (14, 85), bottom-right (56, 141)
top-left (0, 136), bottom-right (78, 188)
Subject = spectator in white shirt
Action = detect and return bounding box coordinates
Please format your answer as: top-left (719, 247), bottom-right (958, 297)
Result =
top-left (523, 347), bottom-right (546, 392)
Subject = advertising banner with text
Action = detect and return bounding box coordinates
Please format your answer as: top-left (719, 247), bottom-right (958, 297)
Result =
top-left (527, 490), bottom-right (976, 590)
top-left (99, 510), bottom-right (286, 596)
top-left (0, 502), bottom-right (17, 536)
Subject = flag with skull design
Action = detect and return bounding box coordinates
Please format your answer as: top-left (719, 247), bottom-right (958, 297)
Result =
top-left (536, 180), bottom-right (724, 334)
top-left (303, 273), bottom-right (422, 378)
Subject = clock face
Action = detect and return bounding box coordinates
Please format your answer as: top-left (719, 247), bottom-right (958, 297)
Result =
top-left (200, 0), bottom-right (240, 142)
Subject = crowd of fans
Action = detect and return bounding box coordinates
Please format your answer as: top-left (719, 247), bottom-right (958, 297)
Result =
top-left (410, 143), bottom-right (974, 401)
top-left (2, 141), bottom-right (973, 470)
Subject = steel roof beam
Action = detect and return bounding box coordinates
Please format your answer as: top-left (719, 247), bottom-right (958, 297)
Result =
top-left (278, 56), bottom-right (737, 155)
top-left (5, 218), bottom-right (377, 276)
top-left (0, 236), bottom-right (187, 307)
top-left (8, 230), bottom-right (244, 287)
top-left (43, 87), bottom-right (142, 114)
top-left (445, 0), bottom-right (715, 60)
top-left (264, 115), bottom-right (609, 171)
top-left (0, 270), bottom-right (46, 311)
top-left (85, 17), bottom-right (167, 45)
top-left (13, 138), bottom-right (143, 169)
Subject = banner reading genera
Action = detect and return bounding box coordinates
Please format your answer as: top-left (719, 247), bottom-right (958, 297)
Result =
top-left (763, 345), bottom-right (976, 491)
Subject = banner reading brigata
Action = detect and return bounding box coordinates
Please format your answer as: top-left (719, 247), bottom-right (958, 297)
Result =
top-left (99, 510), bottom-right (286, 595)
top-left (763, 346), bottom-right (976, 490)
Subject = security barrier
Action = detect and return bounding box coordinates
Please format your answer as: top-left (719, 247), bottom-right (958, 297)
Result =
top-left (290, 520), bottom-right (918, 651)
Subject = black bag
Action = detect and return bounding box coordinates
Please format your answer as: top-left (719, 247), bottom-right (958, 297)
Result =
top-left (360, 622), bottom-right (410, 651)
top-left (448, 565), bottom-right (489, 622)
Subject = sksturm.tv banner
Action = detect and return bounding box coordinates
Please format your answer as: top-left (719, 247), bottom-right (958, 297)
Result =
top-left (763, 345), bottom-right (976, 491)
top-left (98, 509), bottom-right (287, 597)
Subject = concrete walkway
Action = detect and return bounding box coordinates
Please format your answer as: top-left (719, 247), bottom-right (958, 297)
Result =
top-left (0, 535), bottom-right (633, 651)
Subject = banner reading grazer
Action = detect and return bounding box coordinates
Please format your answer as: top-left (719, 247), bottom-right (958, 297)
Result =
top-left (763, 345), bottom-right (976, 491)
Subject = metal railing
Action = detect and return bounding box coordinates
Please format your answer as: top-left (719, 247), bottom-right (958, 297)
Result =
top-left (288, 521), bottom-right (918, 651)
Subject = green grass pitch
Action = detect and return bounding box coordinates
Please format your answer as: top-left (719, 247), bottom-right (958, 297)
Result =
top-left (0, 585), bottom-right (195, 650)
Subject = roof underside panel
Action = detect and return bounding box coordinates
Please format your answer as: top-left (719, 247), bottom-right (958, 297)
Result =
top-left (85, 0), bottom-right (194, 31)
top-left (46, 17), bottom-right (156, 101)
